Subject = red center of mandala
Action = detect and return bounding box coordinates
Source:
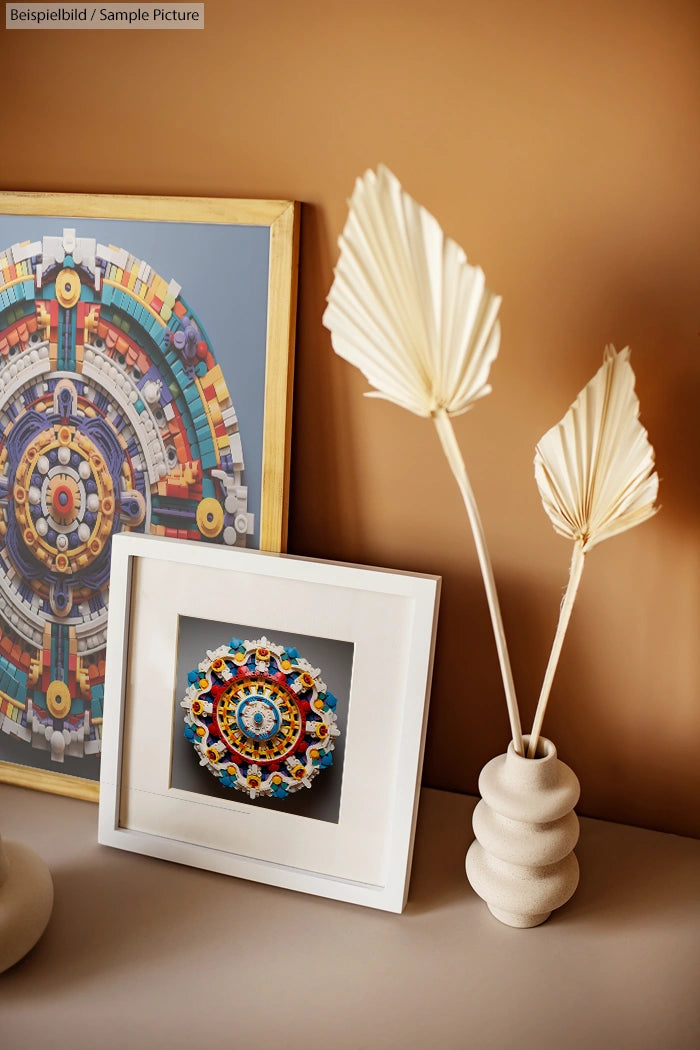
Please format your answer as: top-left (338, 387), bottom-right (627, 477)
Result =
top-left (52, 484), bottom-right (74, 517)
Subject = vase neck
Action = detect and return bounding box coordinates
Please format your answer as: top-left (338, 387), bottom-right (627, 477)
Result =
top-left (504, 735), bottom-right (561, 790)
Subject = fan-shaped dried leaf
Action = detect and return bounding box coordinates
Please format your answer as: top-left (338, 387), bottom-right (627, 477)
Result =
top-left (535, 346), bottom-right (658, 552)
top-left (323, 165), bottom-right (501, 417)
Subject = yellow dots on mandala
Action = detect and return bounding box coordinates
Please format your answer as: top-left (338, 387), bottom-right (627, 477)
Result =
top-left (227, 765), bottom-right (238, 777)
top-left (198, 677), bottom-right (208, 689)
top-left (280, 659), bottom-right (291, 671)
top-left (271, 775), bottom-right (282, 786)
top-left (233, 651), bottom-right (246, 664)
top-left (313, 698), bottom-right (324, 711)
top-left (195, 727), bottom-right (206, 738)
top-left (57, 425), bottom-right (72, 445)
top-left (13, 485), bottom-right (26, 504)
top-left (55, 553), bottom-right (69, 573)
top-left (309, 749), bottom-right (320, 761)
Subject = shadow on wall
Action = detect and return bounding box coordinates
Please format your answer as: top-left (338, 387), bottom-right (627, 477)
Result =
top-left (287, 202), bottom-right (365, 561)
top-left (571, 243), bottom-right (698, 499)
top-left (615, 274), bottom-right (700, 529)
top-left (420, 564), bottom-right (589, 797)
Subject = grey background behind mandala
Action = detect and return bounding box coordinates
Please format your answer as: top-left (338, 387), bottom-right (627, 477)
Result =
top-left (171, 616), bottom-right (353, 824)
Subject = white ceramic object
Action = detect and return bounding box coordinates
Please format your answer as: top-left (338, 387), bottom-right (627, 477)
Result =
top-left (0, 835), bottom-right (54, 972)
top-left (466, 735), bottom-right (580, 928)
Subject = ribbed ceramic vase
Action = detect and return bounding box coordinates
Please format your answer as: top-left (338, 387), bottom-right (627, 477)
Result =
top-left (466, 735), bottom-right (580, 928)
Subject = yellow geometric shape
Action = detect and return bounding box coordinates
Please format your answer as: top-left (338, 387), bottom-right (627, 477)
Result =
top-left (46, 680), bottom-right (72, 720)
top-left (55, 268), bottom-right (81, 309)
top-left (196, 497), bottom-right (224, 538)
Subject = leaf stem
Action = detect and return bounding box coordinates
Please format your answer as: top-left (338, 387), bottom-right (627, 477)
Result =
top-left (528, 542), bottom-right (586, 758)
top-left (433, 409), bottom-right (524, 756)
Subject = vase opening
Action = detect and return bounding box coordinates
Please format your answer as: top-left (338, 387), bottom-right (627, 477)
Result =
top-left (514, 735), bottom-right (555, 761)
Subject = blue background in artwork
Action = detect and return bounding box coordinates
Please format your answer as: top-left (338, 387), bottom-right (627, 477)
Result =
top-left (0, 213), bottom-right (270, 548)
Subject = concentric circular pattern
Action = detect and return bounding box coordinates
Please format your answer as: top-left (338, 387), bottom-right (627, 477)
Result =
top-left (13, 422), bottom-right (115, 574)
top-left (181, 637), bottom-right (340, 799)
top-left (0, 229), bottom-right (252, 765)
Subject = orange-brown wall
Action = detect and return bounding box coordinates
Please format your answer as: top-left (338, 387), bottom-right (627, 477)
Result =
top-left (2, 0), bottom-right (698, 835)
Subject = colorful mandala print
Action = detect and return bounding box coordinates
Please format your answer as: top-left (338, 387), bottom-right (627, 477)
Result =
top-left (0, 228), bottom-right (252, 764)
top-left (181, 637), bottom-right (340, 799)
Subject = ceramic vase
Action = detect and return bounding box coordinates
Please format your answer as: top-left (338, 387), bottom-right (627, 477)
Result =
top-left (466, 735), bottom-right (580, 928)
top-left (0, 833), bottom-right (54, 972)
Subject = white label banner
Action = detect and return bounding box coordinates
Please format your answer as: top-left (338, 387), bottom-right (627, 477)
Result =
top-left (5, 4), bottom-right (205, 28)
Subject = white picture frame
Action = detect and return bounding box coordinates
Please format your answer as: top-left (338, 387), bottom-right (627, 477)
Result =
top-left (98, 533), bottom-right (440, 912)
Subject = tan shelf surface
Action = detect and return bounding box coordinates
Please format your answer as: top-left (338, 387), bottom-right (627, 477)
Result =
top-left (1, 785), bottom-right (699, 1050)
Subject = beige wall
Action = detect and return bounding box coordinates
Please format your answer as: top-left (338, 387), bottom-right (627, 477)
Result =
top-left (2, 0), bottom-right (698, 835)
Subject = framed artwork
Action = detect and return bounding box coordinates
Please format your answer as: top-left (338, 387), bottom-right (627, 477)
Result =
top-left (0, 191), bottom-right (299, 800)
top-left (98, 533), bottom-right (440, 912)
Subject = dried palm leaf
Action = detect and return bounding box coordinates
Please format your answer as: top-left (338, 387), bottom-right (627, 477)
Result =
top-left (323, 165), bottom-right (501, 418)
top-left (528, 345), bottom-right (659, 756)
top-left (323, 166), bottom-right (523, 753)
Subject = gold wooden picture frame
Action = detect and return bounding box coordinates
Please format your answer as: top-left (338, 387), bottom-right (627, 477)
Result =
top-left (0, 191), bottom-right (299, 800)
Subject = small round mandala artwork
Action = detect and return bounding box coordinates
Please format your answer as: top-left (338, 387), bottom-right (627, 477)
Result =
top-left (181, 636), bottom-right (340, 799)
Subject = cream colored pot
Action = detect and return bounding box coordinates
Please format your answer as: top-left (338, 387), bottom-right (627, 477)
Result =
top-left (466, 735), bottom-right (580, 928)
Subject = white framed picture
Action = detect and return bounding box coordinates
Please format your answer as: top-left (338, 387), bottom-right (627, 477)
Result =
top-left (98, 533), bottom-right (440, 912)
